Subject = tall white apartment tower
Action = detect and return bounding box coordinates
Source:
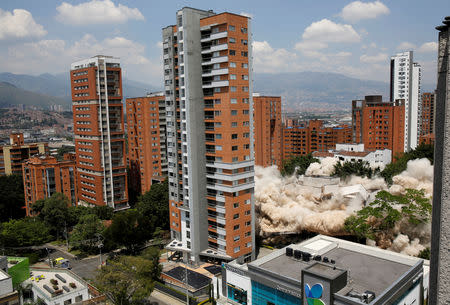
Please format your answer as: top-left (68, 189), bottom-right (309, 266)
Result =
top-left (163, 8), bottom-right (255, 263)
top-left (390, 51), bottom-right (422, 151)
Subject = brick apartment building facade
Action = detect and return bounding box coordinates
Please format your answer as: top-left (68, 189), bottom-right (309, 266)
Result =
top-left (126, 92), bottom-right (168, 194)
top-left (22, 154), bottom-right (77, 216)
top-left (282, 120), bottom-right (352, 159)
top-left (70, 56), bottom-right (128, 209)
top-left (0, 133), bottom-right (47, 175)
top-left (419, 92), bottom-right (436, 145)
top-left (352, 95), bottom-right (405, 159)
top-left (253, 95), bottom-right (282, 167)
top-left (163, 8), bottom-right (255, 263)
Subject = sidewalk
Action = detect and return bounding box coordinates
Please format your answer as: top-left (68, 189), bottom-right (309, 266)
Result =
top-left (151, 289), bottom-right (185, 305)
top-left (45, 243), bottom-right (76, 258)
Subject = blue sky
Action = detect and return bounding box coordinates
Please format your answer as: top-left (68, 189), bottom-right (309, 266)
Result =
top-left (0, 0), bottom-right (448, 87)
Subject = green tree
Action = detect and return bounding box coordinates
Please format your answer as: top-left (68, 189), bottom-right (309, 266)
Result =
top-left (281, 154), bottom-right (319, 176)
top-left (94, 255), bottom-right (156, 305)
top-left (344, 189), bottom-right (432, 243)
top-left (140, 247), bottom-right (162, 281)
top-left (333, 160), bottom-right (380, 179)
top-left (381, 143), bottom-right (434, 184)
top-left (103, 209), bottom-right (149, 254)
top-left (69, 214), bottom-right (105, 253)
top-left (34, 193), bottom-right (70, 239)
top-left (136, 180), bottom-right (169, 231)
top-left (0, 174), bottom-right (25, 222)
top-left (0, 218), bottom-right (51, 247)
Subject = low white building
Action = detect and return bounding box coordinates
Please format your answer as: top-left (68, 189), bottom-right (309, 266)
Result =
top-left (314, 143), bottom-right (392, 169)
top-left (0, 269), bottom-right (19, 305)
top-left (23, 269), bottom-right (90, 305)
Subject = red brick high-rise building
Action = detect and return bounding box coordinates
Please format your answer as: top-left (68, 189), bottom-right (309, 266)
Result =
top-left (163, 8), bottom-right (254, 263)
top-left (70, 56), bottom-right (128, 210)
top-left (419, 92), bottom-right (436, 145)
top-left (22, 154), bottom-right (77, 216)
top-left (126, 92), bottom-right (167, 194)
top-left (352, 95), bottom-right (405, 158)
top-left (253, 95), bottom-right (282, 167)
top-left (282, 120), bottom-right (352, 159)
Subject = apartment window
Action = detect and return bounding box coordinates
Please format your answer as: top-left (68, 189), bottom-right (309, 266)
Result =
top-left (243, 121), bottom-right (249, 126)
top-left (213, 63), bottom-right (220, 69)
top-left (234, 246), bottom-right (240, 253)
top-left (229, 25), bottom-right (235, 31)
top-left (234, 224), bottom-right (240, 230)
top-left (213, 51), bottom-right (220, 57)
top-left (246, 242), bottom-right (251, 248)
top-left (242, 63), bottom-right (248, 68)
top-left (245, 221), bottom-right (251, 226)
top-left (231, 98), bottom-right (237, 104)
top-left (231, 122), bottom-right (238, 127)
top-left (230, 50), bottom-right (236, 56)
top-left (232, 157), bottom-right (238, 162)
top-left (243, 110), bottom-right (249, 115)
top-left (245, 231), bottom-right (251, 237)
top-left (241, 39), bottom-right (248, 45)
top-left (232, 146), bottom-right (238, 151)
top-left (241, 51), bottom-right (248, 57)
top-left (230, 74), bottom-right (237, 80)
top-left (233, 202), bottom-right (239, 208)
top-left (230, 62), bottom-right (236, 68)
top-left (232, 134), bottom-right (238, 139)
top-left (245, 209), bottom-right (251, 215)
top-left (231, 110), bottom-right (238, 115)
top-left (242, 98), bottom-right (249, 103)
top-left (231, 86), bottom-right (237, 92)
top-left (242, 86), bottom-right (249, 92)
top-left (186, 231), bottom-right (190, 239)
top-left (229, 37), bottom-right (236, 43)
top-left (214, 87), bottom-right (221, 93)
top-left (216, 133), bottom-right (222, 139)
top-left (234, 235), bottom-right (240, 242)
top-left (241, 27), bottom-right (247, 33)
top-left (233, 213), bottom-right (239, 219)
top-left (242, 75), bottom-right (249, 80)
top-left (244, 144), bottom-right (250, 149)
top-left (243, 132), bottom-right (250, 138)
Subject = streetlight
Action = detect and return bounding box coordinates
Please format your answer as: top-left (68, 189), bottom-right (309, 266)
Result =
top-left (95, 233), bottom-right (104, 267)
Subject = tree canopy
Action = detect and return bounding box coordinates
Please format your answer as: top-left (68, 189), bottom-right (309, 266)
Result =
top-left (69, 214), bottom-right (105, 253)
top-left (95, 255), bottom-right (157, 305)
top-left (0, 218), bottom-right (51, 247)
top-left (34, 193), bottom-right (70, 239)
top-left (381, 143), bottom-right (434, 184)
top-left (333, 160), bottom-right (380, 179)
top-left (0, 174), bottom-right (25, 222)
top-left (344, 189), bottom-right (432, 245)
top-left (281, 154), bottom-right (319, 176)
top-left (136, 180), bottom-right (169, 231)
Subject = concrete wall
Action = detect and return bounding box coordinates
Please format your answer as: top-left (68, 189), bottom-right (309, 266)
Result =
top-left (430, 20), bottom-right (450, 305)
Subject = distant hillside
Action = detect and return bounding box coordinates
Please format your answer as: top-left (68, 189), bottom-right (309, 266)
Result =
top-left (254, 72), bottom-right (390, 111)
top-left (0, 82), bottom-right (70, 109)
top-left (0, 72), bottom-right (159, 101)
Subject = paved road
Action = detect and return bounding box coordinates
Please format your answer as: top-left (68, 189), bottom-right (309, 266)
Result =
top-left (42, 247), bottom-right (105, 280)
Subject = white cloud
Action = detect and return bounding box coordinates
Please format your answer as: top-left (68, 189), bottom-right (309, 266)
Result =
top-left (5, 34), bottom-right (161, 85)
top-left (302, 19), bottom-right (361, 43)
top-left (0, 9), bottom-right (47, 40)
top-left (340, 1), bottom-right (390, 23)
top-left (418, 42), bottom-right (438, 53)
top-left (295, 41), bottom-right (327, 52)
top-left (240, 12), bottom-right (254, 18)
top-left (397, 41), bottom-right (416, 51)
top-left (360, 53), bottom-right (388, 63)
top-left (56, 0), bottom-right (144, 25)
top-left (252, 40), bottom-right (298, 73)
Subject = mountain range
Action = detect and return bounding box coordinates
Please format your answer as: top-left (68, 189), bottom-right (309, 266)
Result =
top-left (0, 71), bottom-right (435, 111)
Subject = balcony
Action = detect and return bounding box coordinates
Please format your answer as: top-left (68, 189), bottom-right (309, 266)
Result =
top-left (202, 80), bottom-right (229, 89)
top-left (202, 55), bottom-right (228, 65)
top-left (201, 43), bottom-right (228, 54)
top-left (202, 68), bottom-right (229, 78)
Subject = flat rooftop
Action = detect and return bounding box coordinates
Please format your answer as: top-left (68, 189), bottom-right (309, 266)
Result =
top-left (0, 269), bottom-right (10, 280)
top-left (24, 269), bottom-right (87, 300)
top-left (249, 235), bottom-right (424, 297)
